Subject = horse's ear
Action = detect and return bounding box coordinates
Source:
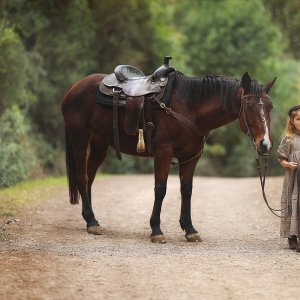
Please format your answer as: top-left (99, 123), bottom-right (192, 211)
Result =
top-left (264, 77), bottom-right (277, 93)
top-left (241, 72), bottom-right (252, 94)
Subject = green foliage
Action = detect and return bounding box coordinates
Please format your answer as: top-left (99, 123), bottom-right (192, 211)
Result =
top-left (0, 0), bottom-right (299, 181)
top-left (263, 0), bottom-right (300, 58)
top-left (172, 0), bottom-right (292, 177)
top-left (175, 0), bottom-right (283, 76)
top-left (202, 124), bottom-right (258, 177)
top-left (0, 106), bottom-right (38, 187)
top-left (89, 0), bottom-right (163, 74)
top-left (0, 22), bottom-right (34, 111)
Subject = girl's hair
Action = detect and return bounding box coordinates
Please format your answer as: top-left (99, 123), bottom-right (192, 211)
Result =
top-left (284, 109), bottom-right (300, 138)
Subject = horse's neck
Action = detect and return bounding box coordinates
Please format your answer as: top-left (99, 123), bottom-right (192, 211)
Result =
top-left (194, 96), bottom-right (239, 132)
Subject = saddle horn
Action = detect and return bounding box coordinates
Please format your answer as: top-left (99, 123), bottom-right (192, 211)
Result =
top-left (151, 56), bottom-right (175, 81)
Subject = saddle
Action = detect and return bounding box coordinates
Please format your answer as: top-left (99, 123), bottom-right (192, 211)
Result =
top-left (102, 56), bottom-right (174, 97)
top-left (98, 56), bottom-right (175, 160)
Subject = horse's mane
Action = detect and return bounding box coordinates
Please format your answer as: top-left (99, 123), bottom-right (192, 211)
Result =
top-left (173, 71), bottom-right (263, 112)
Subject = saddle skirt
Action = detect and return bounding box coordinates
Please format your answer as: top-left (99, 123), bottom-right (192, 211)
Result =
top-left (101, 73), bottom-right (168, 97)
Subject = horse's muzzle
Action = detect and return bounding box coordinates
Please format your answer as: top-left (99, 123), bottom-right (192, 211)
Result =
top-left (258, 139), bottom-right (272, 156)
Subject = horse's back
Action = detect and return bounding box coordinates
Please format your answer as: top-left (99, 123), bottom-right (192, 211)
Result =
top-left (61, 73), bottom-right (106, 126)
top-left (62, 74), bottom-right (105, 106)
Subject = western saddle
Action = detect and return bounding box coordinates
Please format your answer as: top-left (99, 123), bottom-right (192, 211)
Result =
top-left (99, 56), bottom-right (175, 160)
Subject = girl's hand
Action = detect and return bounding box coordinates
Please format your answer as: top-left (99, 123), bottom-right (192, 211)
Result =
top-left (287, 161), bottom-right (298, 170)
top-left (278, 159), bottom-right (298, 170)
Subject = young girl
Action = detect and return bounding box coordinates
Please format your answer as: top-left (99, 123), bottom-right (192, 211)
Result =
top-left (277, 105), bottom-right (300, 250)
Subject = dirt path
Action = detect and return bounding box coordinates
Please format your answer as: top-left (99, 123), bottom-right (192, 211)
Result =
top-left (1, 175), bottom-right (300, 300)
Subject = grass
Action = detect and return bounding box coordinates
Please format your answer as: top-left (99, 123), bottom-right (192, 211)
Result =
top-left (0, 176), bottom-right (68, 218)
top-left (0, 174), bottom-right (109, 220)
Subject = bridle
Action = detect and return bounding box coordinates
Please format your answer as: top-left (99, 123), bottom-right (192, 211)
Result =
top-left (239, 93), bottom-right (271, 152)
top-left (240, 93), bottom-right (285, 217)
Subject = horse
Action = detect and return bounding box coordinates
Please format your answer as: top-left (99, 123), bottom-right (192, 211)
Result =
top-left (61, 68), bottom-right (276, 243)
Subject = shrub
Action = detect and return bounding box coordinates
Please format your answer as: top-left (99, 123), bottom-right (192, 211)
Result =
top-left (0, 106), bottom-right (37, 187)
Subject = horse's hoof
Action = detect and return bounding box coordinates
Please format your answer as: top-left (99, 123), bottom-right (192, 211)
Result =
top-left (185, 233), bottom-right (202, 242)
top-left (87, 225), bottom-right (103, 235)
top-left (151, 234), bottom-right (167, 243)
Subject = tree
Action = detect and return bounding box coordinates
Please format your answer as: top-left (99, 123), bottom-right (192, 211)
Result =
top-left (263, 0), bottom-right (300, 58)
top-left (89, 0), bottom-right (165, 74)
top-left (172, 0), bottom-right (285, 176)
top-left (175, 0), bottom-right (282, 76)
top-left (0, 106), bottom-right (37, 187)
top-left (0, 22), bottom-right (33, 112)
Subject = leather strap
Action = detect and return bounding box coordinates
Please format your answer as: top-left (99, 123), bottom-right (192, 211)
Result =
top-left (152, 96), bottom-right (204, 135)
top-left (256, 156), bottom-right (289, 217)
top-left (171, 135), bottom-right (209, 166)
top-left (124, 96), bottom-right (144, 136)
top-left (113, 90), bottom-right (122, 160)
top-left (145, 97), bottom-right (155, 154)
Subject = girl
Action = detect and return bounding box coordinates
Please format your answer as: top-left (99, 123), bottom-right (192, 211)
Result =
top-left (277, 105), bottom-right (300, 251)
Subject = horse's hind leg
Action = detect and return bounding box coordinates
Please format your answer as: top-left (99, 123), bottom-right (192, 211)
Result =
top-left (150, 147), bottom-right (173, 243)
top-left (179, 159), bottom-right (202, 242)
top-left (86, 139), bottom-right (108, 234)
top-left (68, 128), bottom-right (102, 234)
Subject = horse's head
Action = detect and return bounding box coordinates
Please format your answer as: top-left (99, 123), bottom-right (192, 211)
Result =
top-left (238, 72), bottom-right (276, 156)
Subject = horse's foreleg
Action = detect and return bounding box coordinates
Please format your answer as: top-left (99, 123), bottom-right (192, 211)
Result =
top-left (150, 147), bottom-right (173, 243)
top-left (179, 159), bottom-right (202, 242)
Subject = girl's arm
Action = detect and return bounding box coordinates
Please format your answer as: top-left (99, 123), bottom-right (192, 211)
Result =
top-left (278, 159), bottom-right (298, 170)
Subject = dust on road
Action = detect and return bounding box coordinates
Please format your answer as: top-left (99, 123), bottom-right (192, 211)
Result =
top-left (1, 175), bottom-right (300, 300)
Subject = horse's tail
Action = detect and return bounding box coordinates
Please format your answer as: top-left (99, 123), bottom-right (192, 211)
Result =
top-left (65, 127), bottom-right (80, 204)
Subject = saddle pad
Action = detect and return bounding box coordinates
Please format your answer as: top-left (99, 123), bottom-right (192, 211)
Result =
top-left (96, 72), bottom-right (176, 109)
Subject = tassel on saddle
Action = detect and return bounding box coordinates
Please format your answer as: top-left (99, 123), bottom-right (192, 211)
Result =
top-left (124, 96), bottom-right (147, 154)
top-left (137, 129), bottom-right (145, 153)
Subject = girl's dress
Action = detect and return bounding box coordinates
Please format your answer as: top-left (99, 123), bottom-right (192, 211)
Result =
top-left (277, 134), bottom-right (300, 237)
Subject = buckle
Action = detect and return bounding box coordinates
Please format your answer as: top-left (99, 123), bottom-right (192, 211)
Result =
top-left (113, 87), bottom-right (122, 93)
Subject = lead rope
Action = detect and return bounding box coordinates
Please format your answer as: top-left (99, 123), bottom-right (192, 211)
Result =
top-left (256, 155), bottom-right (283, 217)
top-left (241, 94), bottom-right (286, 217)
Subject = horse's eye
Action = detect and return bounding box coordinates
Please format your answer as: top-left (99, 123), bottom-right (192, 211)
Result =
top-left (245, 103), bottom-right (252, 111)
top-left (265, 102), bottom-right (273, 110)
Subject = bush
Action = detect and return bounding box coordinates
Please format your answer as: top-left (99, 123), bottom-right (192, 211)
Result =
top-left (0, 106), bottom-right (37, 187)
top-left (0, 22), bottom-right (33, 110)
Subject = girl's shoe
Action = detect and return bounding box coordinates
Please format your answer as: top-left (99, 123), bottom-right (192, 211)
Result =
top-left (288, 235), bottom-right (298, 250)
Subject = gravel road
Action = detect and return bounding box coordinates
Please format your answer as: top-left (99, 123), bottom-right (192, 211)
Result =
top-left (1, 175), bottom-right (300, 300)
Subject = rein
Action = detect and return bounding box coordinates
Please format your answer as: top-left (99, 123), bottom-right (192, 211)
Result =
top-left (152, 96), bottom-right (201, 135)
top-left (241, 93), bottom-right (285, 217)
top-left (152, 96), bottom-right (208, 166)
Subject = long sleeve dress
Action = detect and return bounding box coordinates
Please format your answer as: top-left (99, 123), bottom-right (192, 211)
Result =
top-left (277, 135), bottom-right (300, 237)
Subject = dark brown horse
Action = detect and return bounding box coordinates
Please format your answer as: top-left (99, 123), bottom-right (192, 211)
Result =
top-left (61, 70), bottom-right (276, 243)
